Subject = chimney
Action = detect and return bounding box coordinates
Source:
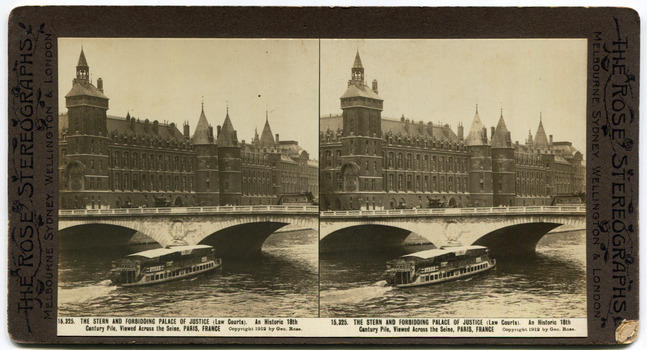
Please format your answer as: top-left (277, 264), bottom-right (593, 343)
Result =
top-left (372, 79), bottom-right (378, 94)
top-left (549, 134), bottom-right (553, 145)
top-left (209, 125), bottom-right (215, 139)
top-left (275, 133), bottom-right (279, 143)
top-left (490, 126), bottom-right (495, 140)
top-left (97, 78), bottom-right (103, 93)
top-left (153, 120), bottom-right (159, 134)
top-left (457, 122), bottom-right (464, 139)
top-left (482, 127), bottom-right (488, 143)
top-left (216, 125), bottom-right (221, 137)
top-left (183, 121), bottom-right (190, 138)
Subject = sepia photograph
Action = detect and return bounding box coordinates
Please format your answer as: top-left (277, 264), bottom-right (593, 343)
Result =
top-left (318, 39), bottom-right (587, 318)
top-left (56, 38), bottom-right (320, 318)
top-left (6, 5), bottom-right (640, 344)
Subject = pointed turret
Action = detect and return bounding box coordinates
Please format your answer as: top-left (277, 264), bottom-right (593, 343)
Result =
top-left (77, 47), bottom-right (88, 67)
top-left (465, 105), bottom-right (487, 146)
top-left (353, 50), bottom-right (363, 69)
top-left (350, 49), bottom-right (365, 85)
top-left (491, 109), bottom-right (512, 148)
top-left (534, 114), bottom-right (550, 149)
top-left (216, 107), bottom-right (238, 147)
top-left (259, 111), bottom-right (276, 148)
top-left (491, 108), bottom-right (516, 207)
top-left (76, 48), bottom-right (89, 83)
top-left (191, 103), bottom-right (213, 145)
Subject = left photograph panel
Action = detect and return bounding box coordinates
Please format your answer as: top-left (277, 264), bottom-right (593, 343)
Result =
top-left (56, 39), bottom-right (320, 318)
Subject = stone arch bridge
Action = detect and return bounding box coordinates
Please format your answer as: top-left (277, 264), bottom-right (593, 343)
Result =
top-left (59, 205), bottom-right (318, 255)
top-left (320, 206), bottom-right (586, 255)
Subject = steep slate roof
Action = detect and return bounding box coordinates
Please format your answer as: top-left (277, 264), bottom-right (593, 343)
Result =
top-left (65, 82), bottom-right (109, 99)
top-left (465, 106), bottom-right (487, 146)
top-left (279, 141), bottom-right (307, 158)
top-left (382, 118), bottom-right (458, 141)
top-left (320, 114), bottom-right (458, 142)
top-left (77, 48), bottom-right (89, 67)
top-left (216, 111), bottom-right (238, 147)
top-left (191, 106), bottom-right (213, 145)
top-left (66, 48), bottom-right (107, 100)
top-left (259, 113), bottom-right (276, 148)
top-left (534, 116), bottom-right (550, 149)
top-left (59, 112), bottom-right (185, 140)
top-left (320, 115), bottom-right (343, 132)
top-left (353, 50), bottom-right (363, 69)
top-left (107, 117), bottom-right (184, 140)
top-left (491, 113), bottom-right (511, 148)
top-left (340, 83), bottom-right (382, 100)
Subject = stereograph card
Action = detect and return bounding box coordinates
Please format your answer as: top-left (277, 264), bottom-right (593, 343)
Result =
top-left (5, 6), bottom-right (640, 345)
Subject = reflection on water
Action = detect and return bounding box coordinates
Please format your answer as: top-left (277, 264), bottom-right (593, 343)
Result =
top-left (320, 230), bottom-right (586, 318)
top-left (59, 229), bottom-right (318, 317)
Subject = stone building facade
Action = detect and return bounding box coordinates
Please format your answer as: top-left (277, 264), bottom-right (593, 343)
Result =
top-left (59, 49), bottom-right (318, 209)
top-left (319, 51), bottom-right (585, 210)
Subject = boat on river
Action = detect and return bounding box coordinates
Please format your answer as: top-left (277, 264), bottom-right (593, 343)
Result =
top-left (384, 245), bottom-right (495, 288)
top-left (109, 245), bottom-right (222, 287)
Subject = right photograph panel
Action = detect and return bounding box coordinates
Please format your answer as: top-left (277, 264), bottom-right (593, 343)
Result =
top-left (319, 39), bottom-right (587, 319)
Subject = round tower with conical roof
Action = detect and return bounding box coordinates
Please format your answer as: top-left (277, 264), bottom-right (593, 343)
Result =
top-left (216, 107), bottom-right (242, 205)
top-left (465, 105), bottom-right (493, 207)
top-left (534, 114), bottom-right (556, 199)
top-left (490, 108), bottom-right (516, 206)
top-left (191, 102), bottom-right (220, 206)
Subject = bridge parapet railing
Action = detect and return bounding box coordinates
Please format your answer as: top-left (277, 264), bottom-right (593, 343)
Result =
top-left (59, 205), bottom-right (319, 216)
top-left (318, 205), bottom-right (586, 217)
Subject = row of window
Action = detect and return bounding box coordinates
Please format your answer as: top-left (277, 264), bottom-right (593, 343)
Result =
top-left (145, 261), bottom-right (215, 282)
top-left (321, 150), bottom-right (469, 174)
top-left (112, 151), bottom-right (194, 172)
top-left (421, 262), bottom-right (490, 283)
top-left (320, 132), bottom-right (466, 151)
top-left (384, 153), bottom-right (468, 172)
top-left (111, 173), bottom-right (193, 192)
top-left (384, 174), bottom-right (468, 193)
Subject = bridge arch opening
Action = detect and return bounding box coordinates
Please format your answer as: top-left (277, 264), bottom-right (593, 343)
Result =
top-left (320, 224), bottom-right (419, 253)
top-left (473, 222), bottom-right (562, 257)
top-left (198, 222), bottom-right (290, 256)
top-left (59, 223), bottom-right (162, 250)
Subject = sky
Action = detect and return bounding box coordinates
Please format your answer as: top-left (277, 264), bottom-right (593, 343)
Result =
top-left (321, 39), bottom-right (587, 153)
top-left (59, 38), bottom-right (587, 156)
top-left (58, 38), bottom-right (320, 155)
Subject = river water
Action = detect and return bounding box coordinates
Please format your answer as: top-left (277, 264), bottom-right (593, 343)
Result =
top-left (58, 229), bottom-right (318, 318)
top-left (60, 229), bottom-right (585, 318)
top-left (320, 230), bottom-right (586, 318)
